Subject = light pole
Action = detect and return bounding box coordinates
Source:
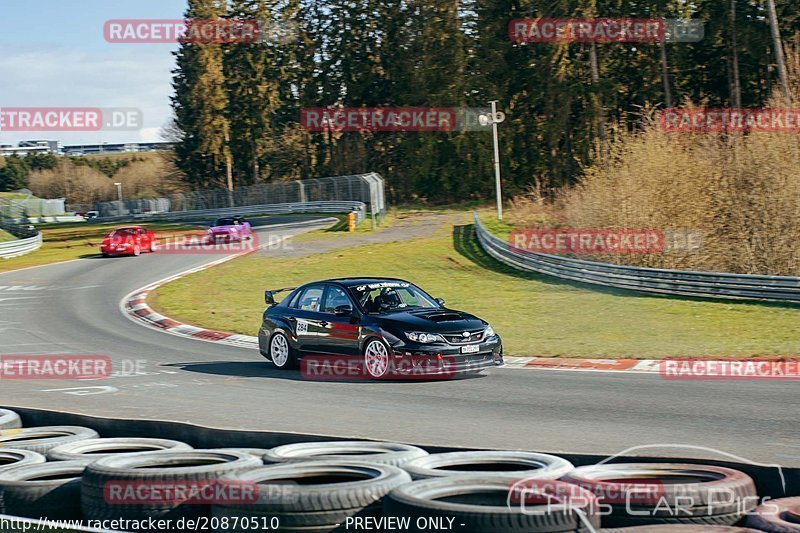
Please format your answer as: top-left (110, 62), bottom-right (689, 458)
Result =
top-left (479, 101), bottom-right (506, 220)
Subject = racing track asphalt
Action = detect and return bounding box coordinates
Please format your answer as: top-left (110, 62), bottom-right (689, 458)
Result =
top-left (0, 216), bottom-right (798, 467)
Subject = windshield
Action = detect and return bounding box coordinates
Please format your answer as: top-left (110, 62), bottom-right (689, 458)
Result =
top-left (108, 229), bottom-right (136, 238)
top-left (215, 217), bottom-right (240, 226)
top-left (348, 281), bottom-right (440, 314)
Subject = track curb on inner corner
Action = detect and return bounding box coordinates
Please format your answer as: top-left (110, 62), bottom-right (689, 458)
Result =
top-left (119, 218), bottom-right (337, 350)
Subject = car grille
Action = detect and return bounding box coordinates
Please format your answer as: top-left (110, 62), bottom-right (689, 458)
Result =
top-left (442, 330), bottom-right (484, 344)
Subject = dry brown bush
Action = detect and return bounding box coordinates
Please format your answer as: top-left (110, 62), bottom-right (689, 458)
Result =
top-left (508, 49), bottom-right (800, 276)
top-left (27, 153), bottom-right (185, 206)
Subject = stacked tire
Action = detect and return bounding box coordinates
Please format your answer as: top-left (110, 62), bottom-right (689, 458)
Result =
top-left (385, 475), bottom-right (601, 532)
top-left (561, 463), bottom-right (759, 528)
top-left (401, 451), bottom-right (574, 480)
top-left (746, 497), bottom-right (800, 532)
top-left (0, 408), bottom-right (22, 430)
top-left (0, 426), bottom-right (99, 453)
top-left (0, 461), bottom-right (85, 519)
top-left (262, 441), bottom-right (429, 467)
top-left (213, 461), bottom-right (411, 532)
top-left (81, 450), bottom-right (261, 525)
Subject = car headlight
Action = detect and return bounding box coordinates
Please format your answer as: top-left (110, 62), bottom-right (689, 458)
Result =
top-left (406, 331), bottom-right (441, 343)
top-left (484, 326), bottom-right (496, 338)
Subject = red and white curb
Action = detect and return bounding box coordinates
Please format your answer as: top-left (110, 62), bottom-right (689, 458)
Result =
top-left (121, 252), bottom-right (261, 349)
top-left (505, 357), bottom-right (662, 373)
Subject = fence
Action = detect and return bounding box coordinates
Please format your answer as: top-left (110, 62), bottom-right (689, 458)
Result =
top-left (96, 201), bottom-right (368, 227)
top-left (95, 173), bottom-right (386, 222)
top-left (0, 190), bottom-right (66, 219)
top-left (473, 213), bottom-right (800, 304)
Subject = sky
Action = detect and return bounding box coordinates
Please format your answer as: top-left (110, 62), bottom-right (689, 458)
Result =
top-left (0, 0), bottom-right (187, 146)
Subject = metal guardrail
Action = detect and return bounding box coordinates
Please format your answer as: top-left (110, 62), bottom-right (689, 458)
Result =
top-left (0, 232), bottom-right (43, 259)
top-left (473, 213), bottom-right (800, 304)
top-left (96, 201), bottom-right (368, 225)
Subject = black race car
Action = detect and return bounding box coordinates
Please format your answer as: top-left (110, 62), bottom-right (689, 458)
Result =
top-left (258, 278), bottom-right (503, 379)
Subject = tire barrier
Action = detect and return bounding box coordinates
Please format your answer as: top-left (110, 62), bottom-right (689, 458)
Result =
top-left (0, 450), bottom-right (46, 472)
top-left (81, 450), bottom-right (262, 523)
top-left (219, 448), bottom-right (271, 462)
top-left (0, 409), bottom-right (22, 430)
top-left (402, 451), bottom-right (574, 480)
top-left (0, 414), bottom-right (787, 533)
top-left (0, 461), bottom-right (85, 519)
top-left (602, 527), bottom-right (763, 532)
top-left (47, 438), bottom-right (193, 464)
top-left (262, 441), bottom-right (429, 467)
top-left (745, 497), bottom-right (800, 532)
top-left (561, 463), bottom-right (759, 528)
top-left (212, 461), bottom-right (411, 532)
top-left (0, 426), bottom-right (99, 454)
top-left (385, 474), bottom-right (601, 532)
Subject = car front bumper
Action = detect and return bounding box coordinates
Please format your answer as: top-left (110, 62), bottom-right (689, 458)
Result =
top-left (389, 337), bottom-right (504, 375)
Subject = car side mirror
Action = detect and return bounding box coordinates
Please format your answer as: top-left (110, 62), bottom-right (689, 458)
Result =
top-left (334, 305), bottom-right (353, 317)
top-left (265, 291), bottom-right (276, 306)
top-left (435, 298), bottom-right (445, 306)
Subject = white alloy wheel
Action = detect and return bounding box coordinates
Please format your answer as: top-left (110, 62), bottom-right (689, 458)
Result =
top-left (364, 339), bottom-right (390, 379)
top-left (271, 333), bottom-right (291, 368)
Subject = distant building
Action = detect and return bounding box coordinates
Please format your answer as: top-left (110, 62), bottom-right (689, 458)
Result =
top-left (0, 140), bottom-right (61, 157)
top-left (0, 140), bottom-right (175, 157)
top-left (62, 142), bottom-right (175, 156)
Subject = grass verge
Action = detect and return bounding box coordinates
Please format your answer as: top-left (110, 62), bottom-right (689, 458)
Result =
top-left (150, 216), bottom-right (800, 358)
top-left (0, 229), bottom-right (17, 243)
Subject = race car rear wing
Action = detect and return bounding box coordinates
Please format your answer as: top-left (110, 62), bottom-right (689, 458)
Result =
top-left (264, 287), bottom-right (296, 307)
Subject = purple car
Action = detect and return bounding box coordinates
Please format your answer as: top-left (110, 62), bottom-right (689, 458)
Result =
top-left (206, 217), bottom-right (253, 243)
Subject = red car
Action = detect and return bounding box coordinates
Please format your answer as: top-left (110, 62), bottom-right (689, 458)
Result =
top-left (100, 226), bottom-right (156, 257)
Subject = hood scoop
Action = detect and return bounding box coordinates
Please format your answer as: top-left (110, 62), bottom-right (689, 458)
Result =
top-left (416, 311), bottom-right (464, 322)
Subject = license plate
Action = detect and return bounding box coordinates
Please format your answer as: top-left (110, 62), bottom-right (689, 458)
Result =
top-left (461, 345), bottom-right (480, 354)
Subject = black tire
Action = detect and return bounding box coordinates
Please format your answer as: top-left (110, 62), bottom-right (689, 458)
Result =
top-left (385, 475), bottom-right (601, 533)
top-left (402, 451), bottom-right (574, 480)
top-left (270, 332), bottom-right (298, 370)
top-left (0, 461), bottom-right (85, 519)
top-left (218, 448), bottom-right (270, 462)
top-left (0, 426), bottom-right (99, 454)
top-left (0, 409), bottom-right (21, 430)
top-left (81, 450), bottom-right (262, 524)
top-left (561, 463), bottom-right (757, 509)
top-left (212, 503), bottom-right (382, 530)
top-left (47, 438), bottom-right (193, 464)
top-left (214, 461), bottom-right (411, 525)
top-left (263, 441), bottom-right (428, 467)
top-left (601, 527), bottom-right (762, 532)
top-left (745, 496), bottom-right (800, 532)
top-left (604, 512), bottom-right (757, 528)
top-left (0, 450), bottom-right (46, 472)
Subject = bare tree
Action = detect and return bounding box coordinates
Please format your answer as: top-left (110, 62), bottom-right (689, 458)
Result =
top-left (766, 0), bottom-right (791, 104)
